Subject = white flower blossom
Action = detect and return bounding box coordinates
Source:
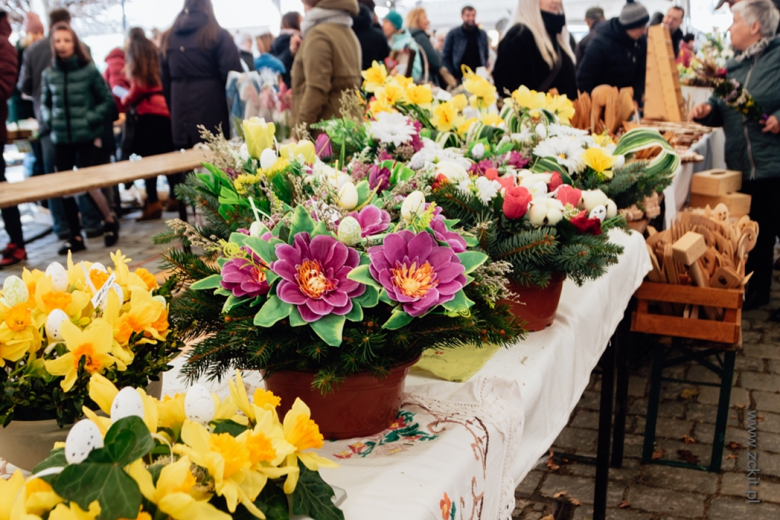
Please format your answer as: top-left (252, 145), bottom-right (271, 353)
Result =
top-left (474, 176), bottom-right (501, 205)
top-left (533, 136), bottom-right (586, 174)
top-left (368, 112), bottom-right (417, 147)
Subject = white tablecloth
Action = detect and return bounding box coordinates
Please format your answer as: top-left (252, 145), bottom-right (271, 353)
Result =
top-left (664, 129), bottom-right (727, 228)
top-left (164, 230), bottom-right (652, 520)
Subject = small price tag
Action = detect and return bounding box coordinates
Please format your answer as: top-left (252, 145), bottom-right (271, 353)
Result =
top-left (91, 272), bottom-right (117, 309)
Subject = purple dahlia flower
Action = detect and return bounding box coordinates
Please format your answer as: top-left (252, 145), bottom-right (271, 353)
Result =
top-left (430, 218), bottom-right (467, 253)
top-left (349, 205), bottom-right (391, 237)
top-left (315, 134), bottom-right (333, 160)
top-left (368, 231), bottom-right (466, 317)
top-left (368, 164), bottom-right (392, 193)
top-left (271, 233), bottom-right (365, 322)
top-left (221, 257), bottom-right (270, 299)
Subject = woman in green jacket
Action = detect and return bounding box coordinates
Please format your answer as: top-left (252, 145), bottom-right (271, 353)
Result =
top-left (41, 23), bottom-right (118, 255)
top-left (691, 0), bottom-right (780, 314)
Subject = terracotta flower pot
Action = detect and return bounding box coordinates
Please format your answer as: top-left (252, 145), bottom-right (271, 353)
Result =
top-left (0, 375), bottom-right (164, 471)
top-left (263, 358), bottom-right (418, 440)
top-left (502, 273), bottom-right (566, 332)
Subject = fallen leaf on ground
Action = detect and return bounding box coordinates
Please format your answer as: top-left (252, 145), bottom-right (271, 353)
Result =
top-left (652, 449), bottom-right (664, 460)
top-left (553, 490), bottom-right (567, 498)
top-left (728, 441), bottom-right (742, 450)
top-left (570, 498), bottom-right (583, 506)
top-left (680, 388), bottom-right (699, 399)
top-left (726, 454), bottom-right (738, 460)
top-left (618, 500), bottom-right (631, 509)
top-left (682, 434), bottom-right (696, 444)
top-left (547, 450), bottom-right (560, 471)
top-left (677, 449), bottom-right (700, 465)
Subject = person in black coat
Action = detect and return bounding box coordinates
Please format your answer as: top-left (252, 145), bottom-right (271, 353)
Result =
top-left (574, 6), bottom-right (604, 65)
top-left (493, 0), bottom-right (578, 99)
top-left (271, 11), bottom-right (302, 88)
top-left (407, 7), bottom-right (443, 86)
top-left (160, 0), bottom-right (242, 148)
top-left (352, 3), bottom-right (389, 71)
top-left (661, 6), bottom-right (685, 57)
top-left (577, 0), bottom-right (650, 105)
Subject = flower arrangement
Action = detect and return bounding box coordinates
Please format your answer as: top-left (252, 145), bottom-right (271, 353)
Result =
top-left (157, 124), bottom-right (524, 391)
top-left (0, 252), bottom-right (179, 428)
top-left (2, 372), bottom-right (342, 520)
top-left (691, 57), bottom-right (767, 122)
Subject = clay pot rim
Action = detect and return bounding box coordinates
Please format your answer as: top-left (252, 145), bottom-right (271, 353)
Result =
top-left (260, 355), bottom-right (422, 378)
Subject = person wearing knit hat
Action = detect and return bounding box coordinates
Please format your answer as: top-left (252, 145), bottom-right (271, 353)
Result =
top-left (382, 10), bottom-right (403, 36)
top-left (23, 12), bottom-right (44, 37)
top-left (576, 0), bottom-right (649, 106)
top-left (382, 10), bottom-right (426, 81)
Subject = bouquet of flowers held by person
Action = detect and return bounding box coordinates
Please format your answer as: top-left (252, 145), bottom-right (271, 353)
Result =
top-left (2, 372), bottom-right (343, 520)
top-left (0, 252), bottom-right (180, 428)
top-left (156, 120), bottom-right (524, 392)
top-left (692, 57), bottom-right (767, 122)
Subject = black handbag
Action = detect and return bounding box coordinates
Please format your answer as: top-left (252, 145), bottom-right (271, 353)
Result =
top-left (120, 93), bottom-right (153, 160)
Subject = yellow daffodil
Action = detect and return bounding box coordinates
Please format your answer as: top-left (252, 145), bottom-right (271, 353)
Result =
top-left (591, 134), bottom-right (615, 148)
top-left (480, 113), bottom-right (504, 127)
top-left (279, 140), bottom-right (316, 166)
top-left (361, 61), bottom-right (388, 92)
top-left (387, 74), bottom-right (414, 89)
top-left (431, 102), bottom-right (464, 132)
top-left (451, 94), bottom-right (468, 112)
top-left (46, 501), bottom-right (101, 520)
top-left (243, 117), bottom-right (276, 160)
top-left (174, 421), bottom-right (267, 518)
top-left (0, 470), bottom-right (24, 520)
top-left (462, 71), bottom-right (496, 106)
top-left (374, 84), bottom-right (405, 106)
top-left (228, 370), bottom-right (281, 424)
top-left (87, 373), bottom-right (158, 433)
top-left (115, 289), bottom-right (167, 345)
top-left (457, 118), bottom-right (477, 137)
top-left (34, 278), bottom-right (90, 317)
top-left (44, 319), bottom-right (115, 392)
top-left (21, 477), bottom-right (63, 517)
top-left (21, 268), bottom-right (46, 302)
top-left (0, 302), bottom-right (42, 365)
top-left (512, 86), bottom-right (547, 113)
top-left (109, 250), bottom-right (132, 288)
top-left (157, 393), bottom-right (186, 433)
top-left (404, 84), bottom-right (433, 106)
top-left (368, 97), bottom-right (396, 115)
top-left (582, 147), bottom-right (615, 179)
top-left (132, 268), bottom-right (158, 292)
top-left (281, 399), bottom-right (338, 494)
top-left (545, 93), bottom-right (575, 122)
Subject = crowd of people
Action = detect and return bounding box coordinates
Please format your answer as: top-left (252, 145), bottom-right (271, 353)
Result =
top-left (2, 0), bottom-right (780, 316)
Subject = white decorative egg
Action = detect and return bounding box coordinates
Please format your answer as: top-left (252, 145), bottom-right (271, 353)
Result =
top-left (111, 387), bottom-right (145, 423)
top-left (152, 295), bottom-right (167, 306)
top-left (65, 419), bottom-right (104, 464)
top-left (2, 276), bottom-right (28, 307)
top-left (90, 262), bottom-right (107, 274)
top-left (45, 309), bottom-right (69, 341)
top-left (185, 384), bottom-right (215, 426)
top-left (260, 148), bottom-right (278, 170)
top-left (45, 262), bottom-right (69, 292)
top-left (589, 205), bottom-right (607, 222)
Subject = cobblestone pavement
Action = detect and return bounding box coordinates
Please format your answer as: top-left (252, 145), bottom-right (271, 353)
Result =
top-left (513, 275), bottom-right (780, 520)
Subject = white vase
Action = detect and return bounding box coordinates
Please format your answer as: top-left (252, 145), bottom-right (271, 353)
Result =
top-left (0, 374), bottom-right (165, 472)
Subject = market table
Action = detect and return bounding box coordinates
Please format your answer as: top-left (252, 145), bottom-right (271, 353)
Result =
top-left (164, 229), bottom-right (652, 520)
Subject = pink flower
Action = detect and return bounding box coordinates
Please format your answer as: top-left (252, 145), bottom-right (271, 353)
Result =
top-left (349, 205), bottom-right (391, 237)
top-left (555, 185), bottom-right (581, 207)
top-left (220, 256), bottom-right (270, 299)
top-left (549, 172), bottom-right (563, 191)
top-left (569, 210), bottom-right (603, 235)
top-left (369, 164), bottom-right (392, 193)
top-left (485, 168), bottom-right (515, 191)
top-left (315, 134), bottom-right (333, 160)
top-left (502, 186), bottom-right (532, 219)
top-left (506, 151), bottom-right (529, 169)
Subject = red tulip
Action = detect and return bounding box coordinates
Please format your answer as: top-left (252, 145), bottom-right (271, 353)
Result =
top-left (549, 172), bottom-right (563, 191)
top-left (556, 185), bottom-right (582, 207)
top-left (569, 210), bottom-right (603, 235)
top-left (503, 186), bottom-right (532, 219)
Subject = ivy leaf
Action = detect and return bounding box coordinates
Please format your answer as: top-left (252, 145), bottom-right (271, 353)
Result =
top-left (291, 205), bottom-right (316, 237)
top-left (309, 314), bottom-right (346, 347)
top-left (353, 285), bottom-right (379, 308)
top-left (382, 309), bottom-right (414, 330)
top-left (254, 295), bottom-right (292, 327)
top-left (103, 416), bottom-right (155, 466)
top-left (293, 461), bottom-right (345, 520)
top-left (54, 461), bottom-right (142, 520)
top-left (455, 251), bottom-right (488, 275)
top-left (190, 274), bottom-right (223, 290)
top-left (211, 419), bottom-right (249, 436)
top-left (346, 265), bottom-right (380, 289)
top-left (255, 482), bottom-right (290, 520)
top-left (245, 236), bottom-right (278, 265)
top-left (33, 448), bottom-right (68, 484)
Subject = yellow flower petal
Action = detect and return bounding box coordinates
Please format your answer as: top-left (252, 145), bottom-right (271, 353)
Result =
top-left (88, 373), bottom-right (118, 414)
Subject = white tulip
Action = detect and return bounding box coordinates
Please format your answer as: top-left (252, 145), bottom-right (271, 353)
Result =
top-left (613, 154), bottom-right (626, 168)
top-left (401, 191), bottom-right (426, 223)
top-left (535, 123), bottom-right (547, 139)
top-left (519, 173), bottom-right (552, 188)
top-left (260, 148), bottom-right (278, 170)
top-left (471, 143), bottom-right (485, 160)
top-left (337, 216), bottom-right (363, 245)
top-left (337, 181), bottom-right (359, 210)
top-left (435, 161), bottom-right (469, 183)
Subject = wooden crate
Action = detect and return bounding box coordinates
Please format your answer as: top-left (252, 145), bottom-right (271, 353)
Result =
top-left (690, 169), bottom-right (742, 196)
top-left (689, 192), bottom-right (751, 218)
top-left (631, 282), bottom-right (743, 345)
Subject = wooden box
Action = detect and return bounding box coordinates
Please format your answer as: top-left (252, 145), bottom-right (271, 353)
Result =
top-left (690, 169), bottom-right (742, 196)
top-left (689, 192), bottom-right (751, 217)
top-left (631, 282), bottom-right (743, 345)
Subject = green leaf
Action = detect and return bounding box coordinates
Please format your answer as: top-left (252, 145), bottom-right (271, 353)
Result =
top-left (255, 482), bottom-right (290, 520)
top-left (346, 264), bottom-right (380, 289)
top-left (289, 306), bottom-right (307, 327)
top-left (271, 169), bottom-right (294, 204)
top-left (455, 251), bottom-right (488, 275)
top-left (441, 289), bottom-right (475, 315)
top-left (355, 180), bottom-right (371, 206)
top-left (245, 236), bottom-right (278, 265)
top-left (293, 460), bottom-right (344, 520)
top-left (311, 221), bottom-right (331, 238)
top-left (211, 419), bottom-right (249, 436)
top-left (353, 285), bottom-right (379, 308)
top-left (291, 205), bottom-right (316, 237)
top-left (496, 141), bottom-right (515, 155)
top-left (265, 270), bottom-right (280, 287)
top-left (309, 314), bottom-right (346, 347)
top-left (345, 303), bottom-right (363, 322)
top-left (217, 257), bottom-right (229, 268)
top-left (54, 460), bottom-right (142, 520)
top-left (190, 274), bottom-right (223, 291)
top-left (104, 416), bottom-right (155, 466)
top-left (214, 287), bottom-right (232, 298)
top-left (382, 309), bottom-right (414, 330)
top-left (254, 295), bottom-right (293, 327)
top-left (33, 448), bottom-right (68, 483)
top-left (223, 294), bottom-right (250, 313)
top-left (228, 232), bottom-right (249, 246)
top-left (378, 290), bottom-right (394, 305)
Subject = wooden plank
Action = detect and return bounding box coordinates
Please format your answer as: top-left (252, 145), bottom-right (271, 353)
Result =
top-left (634, 282), bottom-right (743, 308)
top-left (631, 313), bottom-right (740, 344)
top-left (0, 149), bottom-right (210, 208)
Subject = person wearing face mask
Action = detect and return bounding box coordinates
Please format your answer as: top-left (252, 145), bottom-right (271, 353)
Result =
top-left (691, 0), bottom-right (780, 315)
top-left (493, 0), bottom-right (578, 99)
top-left (576, 0), bottom-right (649, 107)
top-left (41, 23), bottom-right (118, 254)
